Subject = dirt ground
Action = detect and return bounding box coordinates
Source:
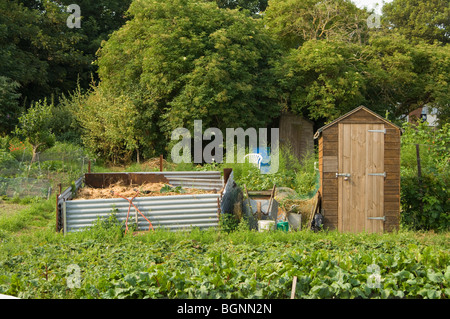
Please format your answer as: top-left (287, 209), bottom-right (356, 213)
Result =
top-left (74, 181), bottom-right (217, 200)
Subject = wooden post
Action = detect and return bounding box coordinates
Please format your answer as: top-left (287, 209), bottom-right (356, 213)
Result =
top-left (291, 276), bottom-right (297, 299)
top-left (159, 154), bottom-right (163, 172)
top-left (88, 160), bottom-right (91, 173)
top-left (257, 202), bottom-right (262, 220)
top-left (266, 184), bottom-right (276, 216)
top-left (55, 183), bottom-right (62, 232)
top-left (416, 144), bottom-right (423, 216)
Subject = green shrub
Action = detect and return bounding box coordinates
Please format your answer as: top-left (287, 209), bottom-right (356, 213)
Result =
top-left (400, 122), bottom-right (449, 231)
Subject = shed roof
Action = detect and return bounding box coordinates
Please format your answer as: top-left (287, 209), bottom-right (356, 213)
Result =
top-left (314, 105), bottom-right (402, 139)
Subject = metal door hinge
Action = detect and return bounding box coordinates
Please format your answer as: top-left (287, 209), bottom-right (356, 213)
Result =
top-left (368, 216), bottom-right (386, 221)
top-left (336, 173), bottom-right (351, 178)
top-left (368, 172), bottom-right (386, 178)
top-left (368, 129), bottom-right (386, 134)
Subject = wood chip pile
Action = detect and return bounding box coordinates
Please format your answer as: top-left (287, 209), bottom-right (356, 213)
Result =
top-left (75, 181), bottom-right (217, 200)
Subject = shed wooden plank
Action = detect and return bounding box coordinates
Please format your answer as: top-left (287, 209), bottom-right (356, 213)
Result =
top-left (323, 156), bottom-right (338, 172)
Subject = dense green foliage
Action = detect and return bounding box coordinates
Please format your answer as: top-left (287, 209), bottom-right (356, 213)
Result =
top-left (89, 0), bottom-right (280, 159)
top-left (268, 0), bottom-right (450, 122)
top-left (0, 211), bottom-right (448, 299)
top-left (14, 99), bottom-right (56, 162)
top-left (400, 122), bottom-right (450, 231)
top-left (0, 0), bottom-right (132, 106)
top-left (2, 0), bottom-right (449, 163)
top-left (382, 0), bottom-right (450, 44)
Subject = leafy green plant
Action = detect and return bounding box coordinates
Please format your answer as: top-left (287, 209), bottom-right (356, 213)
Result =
top-left (159, 184), bottom-right (186, 194)
top-left (400, 122), bottom-right (449, 231)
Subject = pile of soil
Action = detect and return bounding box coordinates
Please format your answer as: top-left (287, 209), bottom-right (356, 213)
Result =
top-left (75, 181), bottom-right (217, 200)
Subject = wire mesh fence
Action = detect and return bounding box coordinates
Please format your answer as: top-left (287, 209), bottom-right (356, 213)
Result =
top-left (0, 145), bottom-right (89, 199)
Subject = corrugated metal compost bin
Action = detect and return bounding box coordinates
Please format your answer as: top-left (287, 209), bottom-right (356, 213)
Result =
top-left (57, 169), bottom-right (237, 234)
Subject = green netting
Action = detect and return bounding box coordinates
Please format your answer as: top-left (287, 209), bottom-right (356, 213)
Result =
top-left (274, 170), bottom-right (321, 227)
top-left (0, 177), bottom-right (52, 198)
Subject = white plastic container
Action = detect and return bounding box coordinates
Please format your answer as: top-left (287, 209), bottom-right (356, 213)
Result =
top-left (287, 213), bottom-right (301, 231)
top-left (258, 220), bottom-right (276, 232)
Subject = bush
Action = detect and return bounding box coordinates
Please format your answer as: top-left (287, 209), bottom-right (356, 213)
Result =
top-left (400, 121), bottom-right (449, 231)
top-left (0, 151), bottom-right (19, 176)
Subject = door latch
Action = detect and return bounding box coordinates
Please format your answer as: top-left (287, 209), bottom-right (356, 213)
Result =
top-left (336, 173), bottom-right (351, 178)
top-left (336, 173), bottom-right (351, 180)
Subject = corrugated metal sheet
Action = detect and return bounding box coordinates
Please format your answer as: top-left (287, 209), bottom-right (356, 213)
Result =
top-left (159, 171), bottom-right (223, 190)
top-left (84, 171), bottom-right (223, 191)
top-left (63, 193), bottom-right (220, 233)
top-left (59, 176), bottom-right (83, 201)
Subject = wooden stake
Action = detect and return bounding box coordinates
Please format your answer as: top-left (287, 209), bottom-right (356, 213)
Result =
top-left (416, 144), bottom-right (423, 216)
top-left (291, 276), bottom-right (297, 299)
top-left (266, 184), bottom-right (276, 216)
top-left (257, 202), bottom-right (262, 220)
top-left (55, 183), bottom-right (62, 233)
top-left (159, 154), bottom-right (163, 172)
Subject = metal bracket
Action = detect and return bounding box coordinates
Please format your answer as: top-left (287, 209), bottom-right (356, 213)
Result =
top-left (336, 173), bottom-right (351, 178)
top-left (368, 216), bottom-right (386, 221)
top-left (368, 129), bottom-right (386, 134)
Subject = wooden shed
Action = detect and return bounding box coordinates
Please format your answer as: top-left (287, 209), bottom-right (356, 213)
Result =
top-left (314, 106), bottom-right (401, 233)
top-left (279, 112), bottom-right (314, 161)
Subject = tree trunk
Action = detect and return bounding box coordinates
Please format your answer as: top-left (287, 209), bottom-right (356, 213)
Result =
top-left (31, 144), bottom-right (39, 163)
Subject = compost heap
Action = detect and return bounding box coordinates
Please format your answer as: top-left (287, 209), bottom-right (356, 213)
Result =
top-left (275, 187), bottom-right (316, 225)
top-left (75, 181), bottom-right (217, 200)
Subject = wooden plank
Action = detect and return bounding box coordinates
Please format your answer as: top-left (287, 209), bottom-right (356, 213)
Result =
top-left (385, 210), bottom-right (400, 217)
top-left (366, 123), bottom-right (384, 233)
top-left (323, 146), bottom-right (338, 157)
top-left (338, 123), bottom-right (353, 232)
top-left (323, 172), bottom-right (337, 179)
top-left (323, 156), bottom-right (338, 172)
top-left (322, 199), bottom-right (338, 211)
top-left (323, 215), bottom-right (338, 229)
top-left (322, 179), bottom-right (338, 195)
top-left (385, 164), bottom-right (400, 172)
top-left (385, 173), bottom-right (400, 181)
top-left (385, 134), bottom-right (400, 144)
top-left (385, 158), bottom-right (400, 165)
top-left (323, 139), bottom-right (338, 149)
top-left (385, 194), bottom-right (400, 202)
top-left (324, 209), bottom-right (338, 216)
top-left (353, 124), bottom-right (366, 233)
top-left (384, 148), bottom-right (400, 158)
top-left (385, 201), bottom-right (400, 211)
top-left (323, 125), bottom-right (338, 136)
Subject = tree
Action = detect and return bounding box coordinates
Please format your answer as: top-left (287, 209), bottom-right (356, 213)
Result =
top-left (210, 0), bottom-right (269, 14)
top-left (265, 0), bottom-right (450, 124)
top-left (382, 0), bottom-right (450, 44)
top-left (0, 0), bottom-right (132, 118)
top-left (0, 76), bottom-right (21, 136)
top-left (0, 0), bottom-right (89, 105)
top-left (363, 33), bottom-right (450, 120)
top-left (72, 84), bottom-right (139, 164)
top-left (15, 99), bottom-right (56, 163)
top-left (264, 0), bottom-right (370, 48)
top-left (96, 0), bottom-right (280, 160)
top-left (274, 39), bottom-right (367, 121)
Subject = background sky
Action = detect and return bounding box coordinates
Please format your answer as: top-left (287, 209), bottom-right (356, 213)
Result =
top-left (351, 0), bottom-right (394, 14)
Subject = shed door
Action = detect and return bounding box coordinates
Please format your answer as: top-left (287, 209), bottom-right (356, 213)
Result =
top-left (338, 124), bottom-right (384, 233)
